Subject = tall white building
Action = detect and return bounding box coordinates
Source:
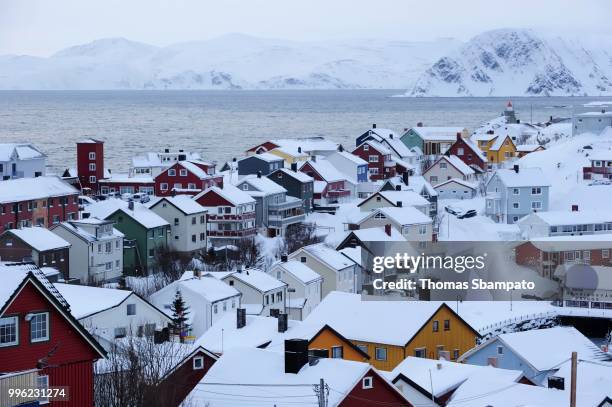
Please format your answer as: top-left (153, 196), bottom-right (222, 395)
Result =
top-left (0, 143), bottom-right (46, 180)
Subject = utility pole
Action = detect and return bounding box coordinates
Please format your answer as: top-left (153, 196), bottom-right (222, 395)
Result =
top-left (570, 351), bottom-right (577, 407)
top-left (314, 378), bottom-right (328, 407)
top-left (428, 369), bottom-right (436, 406)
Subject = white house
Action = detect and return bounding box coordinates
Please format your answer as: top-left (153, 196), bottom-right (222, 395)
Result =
top-left (131, 149), bottom-right (201, 177)
top-left (288, 243), bottom-right (358, 297)
top-left (0, 143), bottom-right (46, 180)
top-left (356, 207), bottom-right (433, 241)
top-left (54, 283), bottom-right (171, 350)
top-left (517, 208), bottom-right (612, 239)
top-left (50, 218), bottom-right (124, 284)
top-left (148, 195), bottom-right (207, 255)
top-left (205, 269), bottom-right (287, 316)
top-left (149, 271), bottom-right (242, 338)
top-left (358, 189), bottom-right (430, 215)
top-left (433, 178), bottom-right (478, 199)
top-left (422, 155), bottom-right (475, 185)
top-left (270, 259), bottom-right (323, 320)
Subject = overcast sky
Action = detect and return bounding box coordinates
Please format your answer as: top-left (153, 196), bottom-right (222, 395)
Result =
top-left (1, 0), bottom-right (611, 56)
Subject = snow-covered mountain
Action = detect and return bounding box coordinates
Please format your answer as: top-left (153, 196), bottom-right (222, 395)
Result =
top-left (407, 29), bottom-right (612, 97)
top-left (0, 34), bottom-right (457, 90)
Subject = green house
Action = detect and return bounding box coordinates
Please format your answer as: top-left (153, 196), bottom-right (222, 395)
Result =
top-left (400, 128), bottom-right (425, 152)
top-left (104, 207), bottom-right (170, 274)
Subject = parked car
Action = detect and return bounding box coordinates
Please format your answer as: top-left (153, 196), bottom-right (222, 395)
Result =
top-left (445, 205), bottom-right (460, 215)
top-left (457, 209), bottom-right (477, 219)
top-left (132, 192), bottom-right (151, 203)
top-left (589, 179), bottom-right (611, 186)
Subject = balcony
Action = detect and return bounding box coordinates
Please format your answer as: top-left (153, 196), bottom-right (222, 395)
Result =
top-left (268, 213), bottom-right (306, 227)
top-left (269, 196), bottom-right (303, 210)
top-left (327, 189), bottom-right (351, 198)
top-left (207, 212), bottom-right (256, 222)
top-left (208, 228), bottom-right (257, 238)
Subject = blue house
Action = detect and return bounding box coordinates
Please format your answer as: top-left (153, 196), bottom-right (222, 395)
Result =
top-left (237, 153), bottom-right (284, 176)
top-left (459, 327), bottom-right (611, 385)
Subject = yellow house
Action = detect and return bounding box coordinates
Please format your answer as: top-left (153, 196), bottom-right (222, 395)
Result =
top-left (246, 141), bottom-right (310, 164)
top-left (299, 292), bottom-right (481, 371)
top-left (487, 135), bottom-right (517, 165)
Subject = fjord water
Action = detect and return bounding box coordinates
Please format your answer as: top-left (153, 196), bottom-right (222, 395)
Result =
top-left (0, 90), bottom-right (609, 173)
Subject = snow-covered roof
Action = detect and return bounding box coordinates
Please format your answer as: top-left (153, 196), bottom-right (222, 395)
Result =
top-left (237, 175), bottom-right (287, 195)
top-left (492, 167), bottom-right (550, 187)
top-left (54, 283), bottom-right (133, 319)
top-left (587, 150), bottom-right (612, 161)
top-left (375, 190), bottom-right (430, 207)
top-left (0, 176), bottom-right (78, 204)
top-left (576, 110), bottom-right (612, 118)
top-left (303, 292), bottom-right (449, 346)
top-left (7, 227), bottom-right (71, 251)
top-left (552, 358), bottom-right (612, 407)
top-left (520, 210), bottom-right (612, 226)
top-left (366, 129), bottom-right (416, 158)
top-left (53, 219), bottom-right (125, 242)
top-left (328, 150), bottom-right (368, 165)
top-left (301, 243), bottom-right (355, 271)
top-left (151, 195), bottom-right (206, 215)
top-left (0, 143), bottom-right (46, 161)
top-left (240, 152), bottom-right (283, 163)
top-left (186, 347), bottom-right (392, 407)
top-left (218, 269), bottom-right (287, 293)
top-left (313, 180), bottom-right (326, 193)
top-left (0, 263), bottom-right (69, 310)
top-left (85, 199), bottom-right (169, 229)
top-left (359, 206), bottom-right (431, 226)
top-left (460, 137), bottom-right (488, 162)
top-left (271, 167), bottom-right (313, 183)
top-left (273, 260), bottom-right (322, 284)
top-left (273, 137), bottom-right (339, 153)
top-left (434, 178), bottom-right (478, 190)
top-left (167, 272), bottom-right (241, 303)
top-left (338, 246), bottom-right (362, 266)
top-left (461, 327), bottom-right (610, 371)
top-left (387, 357), bottom-right (523, 398)
top-left (195, 314), bottom-right (298, 354)
top-left (347, 226), bottom-right (407, 243)
top-left (411, 127), bottom-right (466, 141)
top-left (528, 234), bottom-right (612, 251)
top-left (176, 160), bottom-right (212, 179)
top-left (489, 134), bottom-right (514, 151)
top-left (299, 159), bottom-right (346, 182)
top-left (516, 144), bottom-right (544, 152)
top-left (357, 139), bottom-right (393, 155)
top-left (425, 155), bottom-right (475, 176)
top-left (194, 185), bottom-right (256, 206)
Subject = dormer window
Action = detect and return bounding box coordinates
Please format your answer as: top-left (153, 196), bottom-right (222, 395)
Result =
top-left (168, 169), bottom-right (176, 176)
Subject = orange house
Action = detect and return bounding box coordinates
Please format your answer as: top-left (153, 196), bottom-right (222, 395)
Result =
top-left (300, 293), bottom-right (481, 371)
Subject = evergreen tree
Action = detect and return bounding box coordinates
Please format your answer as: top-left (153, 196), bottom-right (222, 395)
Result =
top-left (169, 290), bottom-right (190, 342)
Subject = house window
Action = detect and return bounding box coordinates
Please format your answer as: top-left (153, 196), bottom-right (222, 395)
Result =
top-left (513, 188), bottom-right (520, 195)
top-left (300, 256), bottom-right (306, 263)
top-left (439, 162), bottom-right (447, 169)
top-left (512, 216), bottom-right (519, 222)
top-left (356, 344), bottom-right (368, 354)
top-left (127, 304), bottom-right (136, 315)
top-left (419, 225), bottom-right (427, 235)
top-left (375, 347), bottom-right (387, 361)
top-left (148, 249), bottom-right (154, 258)
top-left (369, 155), bottom-right (379, 163)
top-left (168, 169), bottom-right (176, 176)
top-left (37, 375), bottom-right (49, 402)
top-left (362, 377), bottom-right (373, 389)
top-left (30, 312), bottom-right (49, 342)
top-left (453, 349), bottom-right (460, 360)
top-left (602, 249), bottom-right (609, 259)
top-left (414, 348), bottom-right (426, 358)
top-left (160, 183), bottom-right (168, 191)
top-left (89, 152), bottom-right (96, 160)
top-left (174, 218), bottom-right (179, 226)
top-left (193, 356), bottom-right (204, 370)
top-left (89, 163), bottom-right (96, 171)
top-left (430, 176), bottom-right (438, 183)
top-left (512, 202), bottom-right (519, 209)
top-left (331, 346), bottom-right (343, 359)
top-left (444, 319), bottom-right (450, 331)
top-left (213, 304), bottom-right (218, 314)
top-left (89, 176), bottom-right (96, 183)
top-left (363, 144), bottom-right (369, 151)
top-left (0, 316), bottom-right (18, 346)
top-left (192, 235), bottom-right (196, 242)
top-left (179, 169), bottom-right (188, 176)
top-left (497, 346), bottom-right (504, 355)
top-left (114, 327), bottom-right (127, 338)
top-left (457, 147), bottom-right (464, 156)
top-left (432, 320), bottom-right (439, 332)
top-left (532, 201), bottom-right (542, 210)
top-left (531, 187), bottom-right (542, 195)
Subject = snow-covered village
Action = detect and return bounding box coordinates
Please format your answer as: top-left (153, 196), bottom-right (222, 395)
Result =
top-left (3, 1), bottom-right (612, 406)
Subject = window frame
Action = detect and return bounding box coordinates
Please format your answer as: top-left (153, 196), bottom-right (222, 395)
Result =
top-left (30, 312), bottom-right (50, 343)
top-left (193, 356), bottom-right (205, 370)
top-left (0, 315), bottom-right (19, 347)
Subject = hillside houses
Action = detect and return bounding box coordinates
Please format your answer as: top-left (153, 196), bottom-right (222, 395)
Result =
top-left (356, 207), bottom-right (433, 241)
top-left (270, 259), bottom-right (323, 320)
top-left (267, 167), bottom-right (314, 213)
top-left (357, 189), bottom-right (430, 215)
top-left (236, 152), bottom-right (284, 176)
top-left (131, 149), bottom-right (202, 177)
top-left (401, 126), bottom-right (470, 157)
top-left (299, 159), bottom-right (352, 206)
top-left (517, 208), bottom-right (612, 239)
top-left (154, 160), bottom-right (223, 196)
top-left (423, 155), bottom-right (476, 185)
top-left (583, 150), bottom-right (612, 180)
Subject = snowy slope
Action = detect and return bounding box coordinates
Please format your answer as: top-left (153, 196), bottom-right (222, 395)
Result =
top-left (407, 29), bottom-right (612, 97)
top-left (0, 34), bottom-right (457, 90)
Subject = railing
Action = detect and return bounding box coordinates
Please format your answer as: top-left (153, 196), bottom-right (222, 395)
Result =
top-left (0, 369), bottom-right (39, 406)
top-left (327, 189), bottom-right (351, 197)
top-left (268, 213), bottom-right (306, 226)
top-left (207, 229), bottom-right (257, 238)
top-left (207, 213), bottom-right (256, 221)
top-left (269, 199), bottom-right (303, 210)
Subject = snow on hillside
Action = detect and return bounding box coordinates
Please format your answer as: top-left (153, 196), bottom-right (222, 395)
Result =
top-left (407, 29), bottom-right (612, 97)
top-left (0, 34), bottom-right (457, 90)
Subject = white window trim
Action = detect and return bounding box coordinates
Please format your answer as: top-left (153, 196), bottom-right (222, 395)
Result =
top-left (30, 312), bottom-right (49, 343)
top-left (362, 376), bottom-right (373, 389)
top-left (0, 316), bottom-right (19, 347)
top-left (193, 356), bottom-right (204, 370)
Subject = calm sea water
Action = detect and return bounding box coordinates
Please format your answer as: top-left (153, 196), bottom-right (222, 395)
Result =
top-left (1, 90), bottom-right (610, 173)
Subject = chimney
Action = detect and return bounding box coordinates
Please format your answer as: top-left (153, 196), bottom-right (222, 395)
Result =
top-left (178, 154), bottom-right (187, 161)
top-left (436, 362), bottom-right (443, 370)
top-left (291, 162), bottom-right (298, 172)
top-left (179, 149), bottom-right (184, 153)
top-left (270, 308), bottom-right (280, 317)
top-left (338, 145), bottom-right (344, 152)
top-left (297, 147), bottom-right (302, 153)
top-left (257, 171), bottom-right (262, 178)
top-left (395, 185), bottom-right (402, 191)
top-left (571, 205), bottom-right (579, 212)
top-left (82, 212), bottom-right (91, 219)
top-left (311, 155), bottom-right (316, 162)
top-left (164, 148), bottom-right (170, 153)
top-left (372, 123), bottom-right (377, 129)
top-left (348, 223), bottom-right (360, 231)
top-left (281, 254), bottom-right (288, 262)
top-left (171, 189), bottom-right (177, 197)
top-left (417, 122), bottom-right (423, 127)
top-left (396, 201), bottom-right (402, 208)
top-left (487, 129), bottom-right (494, 135)
top-left (384, 224), bottom-right (392, 236)
top-left (402, 171), bottom-right (409, 186)
top-left (236, 308), bottom-right (246, 329)
top-left (128, 200), bottom-right (135, 211)
top-left (232, 157), bottom-right (237, 162)
top-left (548, 376), bottom-right (565, 390)
top-left (278, 313), bottom-right (288, 333)
top-left (389, 133), bottom-right (393, 139)
top-left (284, 339), bottom-right (309, 374)
top-left (513, 164), bottom-right (519, 174)
top-left (456, 132), bottom-right (462, 141)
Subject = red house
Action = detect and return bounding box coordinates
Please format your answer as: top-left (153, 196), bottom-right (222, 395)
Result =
top-left (446, 133), bottom-right (488, 171)
top-left (299, 160), bottom-right (351, 206)
top-left (245, 141), bottom-right (280, 155)
top-left (583, 152), bottom-right (612, 180)
top-left (76, 138), bottom-right (105, 193)
top-left (352, 140), bottom-right (396, 181)
top-left (0, 264), bottom-right (106, 407)
top-left (155, 161), bottom-right (223, 197)
top-left (0, 176), bottom-right (80, 230)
